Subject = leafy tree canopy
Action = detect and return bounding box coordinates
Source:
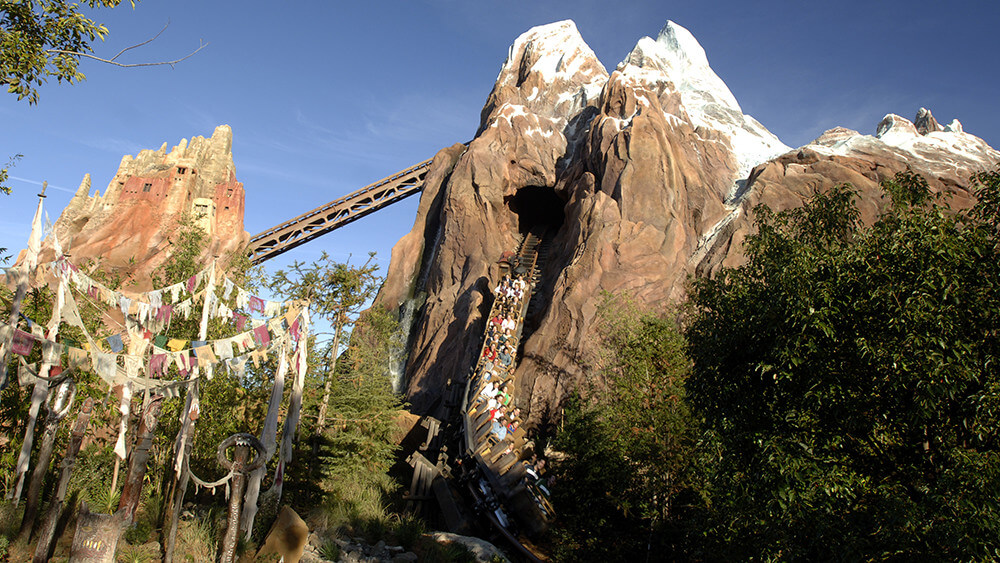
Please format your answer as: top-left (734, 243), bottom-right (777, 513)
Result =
top-left (1, 0), bottom-right (136, 104)
top-left (550, 295), bottom-right (712, 561)
top-left (686, 170), bottom-right (1000, 560)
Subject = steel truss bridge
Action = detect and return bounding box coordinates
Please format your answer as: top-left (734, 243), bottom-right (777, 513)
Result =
top-left (247, 156), bottom-right (435, 264)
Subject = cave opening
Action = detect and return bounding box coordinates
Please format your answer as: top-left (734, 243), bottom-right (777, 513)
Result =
top-left (504, 185), bottom-right (565, 237)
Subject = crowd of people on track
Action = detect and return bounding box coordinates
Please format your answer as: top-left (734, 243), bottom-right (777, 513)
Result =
top-left (471, 272), bottom-right (528, 446)
top-left (465, 265), bottom-right (554, 522)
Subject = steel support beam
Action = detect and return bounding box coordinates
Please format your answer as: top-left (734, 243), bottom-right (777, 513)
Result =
top-left (247, 158), bottom-right (433, 264)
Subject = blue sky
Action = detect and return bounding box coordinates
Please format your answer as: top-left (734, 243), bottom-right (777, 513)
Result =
top-left (2, 0), bottom-right (998, 284)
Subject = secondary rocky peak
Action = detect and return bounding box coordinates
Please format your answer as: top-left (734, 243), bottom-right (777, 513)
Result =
top-left (876, 113), bottom-right (920, 140)
top-left (914, 107), bottom-right (942, 135)
top-left (45, 126), bottom-right (248, 288)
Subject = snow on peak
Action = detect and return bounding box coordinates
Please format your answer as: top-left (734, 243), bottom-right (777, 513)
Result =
top-left (617, 20), bottom-right (789, 180)
top-left (497, 20), bottom-right (607, 87)
top-left (808, 110), bottom-right (1000, 175)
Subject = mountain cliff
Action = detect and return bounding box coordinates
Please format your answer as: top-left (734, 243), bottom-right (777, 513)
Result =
top-left (378, 20), bottom-right (1000, 420)
top-left (43, 125), bottom-right (248, 287)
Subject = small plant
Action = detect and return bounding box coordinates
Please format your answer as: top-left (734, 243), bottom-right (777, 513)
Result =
top-left (117, 541), bottom-right (156, 563)
top-left (319, 539), bottom-right (340, 560)
top-left (117, 544), bottom-right (157, 563)
top-left (391, 514), bottom-right (425, 551)
top-left (89, 485), bottom-right (122, 515)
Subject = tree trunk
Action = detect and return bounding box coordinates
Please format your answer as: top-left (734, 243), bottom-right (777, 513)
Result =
top-left (17, 417), bottom-right (59, 543)
top-left (315, 316), bottom-right (344, 430)
top-left (311, 316), bottom-right (343, 481)
top-left (33, 397), bottom-right (94, 563)
top-left (219, 444), bottom-right (250, 563)
top-left (117, 395), bottom-right (163, 522)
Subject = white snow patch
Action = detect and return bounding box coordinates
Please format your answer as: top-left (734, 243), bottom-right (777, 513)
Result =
top-left (807, 122), bottom-right (1000, 174)
top-left (498, 20), bottom-right (608, 86)
top-left (616, 21), bottom-right (790, 179)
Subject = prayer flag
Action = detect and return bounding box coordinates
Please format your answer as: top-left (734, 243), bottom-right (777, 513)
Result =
top-left (11, 329), bottom-right (35, 356)
top-left (252, 325), bottom-right (270, 348)
top-left (107, 334), bottom-right (124, 353)
top-left (214, 338), bottom-right (234, 360)
top-left (194, 344), bottom-right (217, 366)
top-left (249, 296), bottom-right (265, 314)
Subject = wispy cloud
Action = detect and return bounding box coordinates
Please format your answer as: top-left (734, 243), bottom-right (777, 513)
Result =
top-left (77, 136), bottom-right (145, 156)
top-left (9, 176), bottom-right (76, 194)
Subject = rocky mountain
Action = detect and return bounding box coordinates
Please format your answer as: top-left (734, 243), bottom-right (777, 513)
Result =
top-left (42, 125), bottom-right (248, 287)
top-left (378, 20), bottom-right (1000, 420)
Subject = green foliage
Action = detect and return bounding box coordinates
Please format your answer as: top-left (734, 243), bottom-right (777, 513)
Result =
top-left (0, 0), bottom-right (135, 104)
top-left (550, 294), bottom-right (711, 561)
top-left (323, 306), bottom-right (404, 477)
top-left (155, 212), bottom-right (208, 288)
top-left (318, 539), bottom-right (341, 560)
top-left (0, 153), bottom-right (19, 196)
top-left (116, 541), bottom-right (156, 563)
top-left (268, 251), bottom-right (380, 326)
top-left (686, 170), bottom-right (1000, 559)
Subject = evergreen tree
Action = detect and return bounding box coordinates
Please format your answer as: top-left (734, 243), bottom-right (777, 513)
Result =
top-left (550, 295), bottom-right (711, 561)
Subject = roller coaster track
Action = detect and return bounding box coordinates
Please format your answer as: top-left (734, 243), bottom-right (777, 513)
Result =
top-left (246, 157), bottom-right (434, 264)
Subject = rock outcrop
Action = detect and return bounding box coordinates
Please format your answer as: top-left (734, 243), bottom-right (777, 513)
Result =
top-left (44, 126), bottom-right (248, 287)
top-left (379, 20), bottom-right (1000, 423)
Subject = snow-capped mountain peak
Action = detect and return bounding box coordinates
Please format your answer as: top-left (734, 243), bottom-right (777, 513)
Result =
top-left (617, 20), bottom-right (790, 181)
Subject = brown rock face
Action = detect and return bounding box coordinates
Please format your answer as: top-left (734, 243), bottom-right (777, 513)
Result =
top-left (45, 126), bottom-right (248, 287)
top-left (378, 21), bottom-right (1000, 423)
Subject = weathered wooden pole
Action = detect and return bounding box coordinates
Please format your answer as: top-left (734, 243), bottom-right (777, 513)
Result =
top-left (17, 376), bottom-right (75, 543)
top-left (163, 262), bottom-right (215, 561)
top-left (217, 433), bottom-right (264, 563)
top-left (0, 183), bottom-right (45, 390)
top-left (117, 393), bottom-right (164, 522)
top-left (33, 396), bottom-right (94, 563)
top-left (162, 382), bottom-right (198, 563)
top-left (9, 271), bottom-right (66, 502)
top-left (240, 342), bottom-right (288, 539)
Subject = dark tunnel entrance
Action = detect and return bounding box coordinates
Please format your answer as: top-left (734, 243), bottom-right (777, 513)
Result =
top-left (505, 185), bottom-right (565, 236)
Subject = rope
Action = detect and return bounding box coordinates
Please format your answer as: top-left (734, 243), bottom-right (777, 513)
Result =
top-left (185, 455), bottom-right (235, 498)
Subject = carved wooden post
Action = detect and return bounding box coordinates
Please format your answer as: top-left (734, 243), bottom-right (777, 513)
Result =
top-left (117, 394), bottom-right (164, 522)
top-left (163, 386), bottom-right (198, 563)
top-left (217, 433), bottom-right (264, 563)
top-left (33, 397), bottom-right (94, 563)
top-left (17, 377), bottom-right (75, 543)
top-left (69, 503), bottom-right (128, 563)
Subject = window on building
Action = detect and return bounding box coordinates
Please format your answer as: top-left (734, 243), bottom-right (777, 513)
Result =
top-left (226, 188), bottom-right (233, 197)
top-left (177, 167), bottom-right (186, 174)
top-left (142, 183), bottom-right (152, 192)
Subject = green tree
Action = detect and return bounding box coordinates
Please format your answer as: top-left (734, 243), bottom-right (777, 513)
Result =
top-left (263, 254), bottom-right (404, 527)
top-left (550, 295), bottom-right (711, 562)
top-left (267, 252), bottom-right (382, 431)
top-left (0, 154), bottom-right (20, 263)
top-left (686, 170), bottom-right (1000, 560)
top-left (1, 0), bottom-right (136, 104)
